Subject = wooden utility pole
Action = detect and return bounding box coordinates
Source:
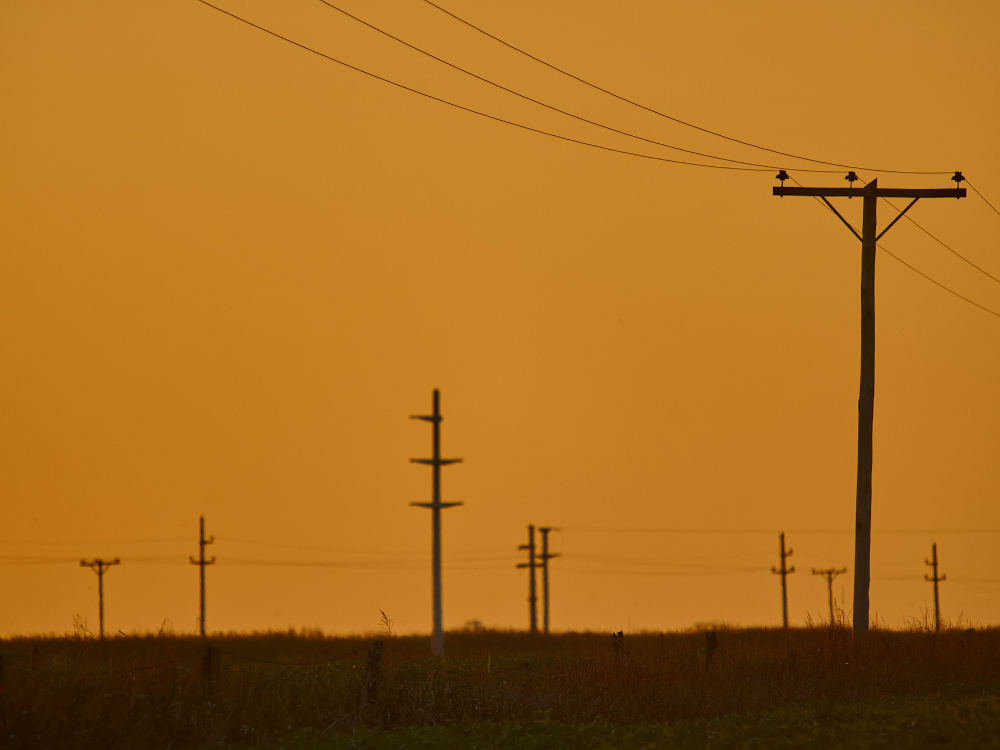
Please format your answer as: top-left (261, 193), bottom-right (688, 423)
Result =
top-left (811, 567), bottom-right (848, 625)
top-left (189, 516), bottom-right (216, 638)
top-left (516, 525), bottom-right (538, 633)
top-left (410, 389), bottom-right (463, 657)
top-left (79, 558), bottom-right (120, 638)
top-left (538, 526), bottom-right (560, 634)
top-left (771, 532), bottom-right (795, 628)
top-left (924, 542), bottom-right (946, 633)
top-left (773, 172), bottom-right (965, 636)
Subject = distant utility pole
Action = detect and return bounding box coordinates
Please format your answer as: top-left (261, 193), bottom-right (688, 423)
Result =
top-left (811, 567), bottom-right (848, 625)
top-left (924, 542), bottom-right (946, 633)
top-left (538, 526), bottom-right (560, 634)
top-left (189, 516), bottom-right (216, 638)
top-left (410, 389), bottom-right (463, 657)
top-left (80, 557), bottom-right (121, 638)
top-left (516, 525), bottom-right (538, 633)
top-left (773, 172), bottom-right (965, 637)
top-left (770, 533), bottom-right (795, 628)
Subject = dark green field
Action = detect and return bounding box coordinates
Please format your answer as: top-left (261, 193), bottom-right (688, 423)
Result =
top-left (4, 626), bottom-right (999, 749)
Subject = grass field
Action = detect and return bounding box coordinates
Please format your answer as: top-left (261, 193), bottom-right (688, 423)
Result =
top-left (4, 625), bottom-right (999, 749)
top-left (288, 690), bottom-right (1000, 749)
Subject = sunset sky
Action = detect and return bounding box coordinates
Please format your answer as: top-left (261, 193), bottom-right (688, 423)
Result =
top-left (1, 0), bottom-right (999, 638)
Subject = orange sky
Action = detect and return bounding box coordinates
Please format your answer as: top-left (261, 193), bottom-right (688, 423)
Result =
top-left (1, 0), bottom-right (999, 638)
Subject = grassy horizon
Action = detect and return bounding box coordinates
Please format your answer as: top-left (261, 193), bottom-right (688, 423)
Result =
top-left (4, 624), bottom-right (999, 748)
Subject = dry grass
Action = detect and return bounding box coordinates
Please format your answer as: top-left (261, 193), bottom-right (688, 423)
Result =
top-left (3, 624), bottom-right (999, 749)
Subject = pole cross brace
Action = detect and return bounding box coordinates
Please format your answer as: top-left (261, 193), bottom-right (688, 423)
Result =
top-left (410, 457), bottom-right (463, 466)
top-left (409, 501), bottom-right (463, 509)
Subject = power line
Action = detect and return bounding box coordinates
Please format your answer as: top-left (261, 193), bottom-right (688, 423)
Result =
top-left (875, 193), bottom-right (1000, 289)
top-left (315, 0), bottom-right (839, 173)
top-left (559, 565), bottom-right (763, 578)
top-left (878, 243), bottom-right (1000, 319)
top-left (0, 537), bottom-right (188, 545)
top-left (192, 0), bottom-right (772, 172)
top-left (967, 179), bottom-right (1000, 219)
top-left (792, 177), bottom-right (1000, 320)
top-left (564, 527), bottom-right (1000, 534)
top-left (419, 0), bottom-right (952, 176)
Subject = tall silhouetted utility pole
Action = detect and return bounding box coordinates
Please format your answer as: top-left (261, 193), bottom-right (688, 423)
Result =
top-left (773, 172), bottom-right (965, 636)
top-left (189, 516), bottom-right (216, 638)
top-left (771, 533), bottom-right (795, 628)
top-left (80, 558), bottom-right (120, 638)
top-left (924, 543), bottom-right (946, 633)
top-left (410, 389), bottom-right (463, 657)
top-left (538, 526), bottom-right (560, 634)
top-left (516, 525), bottom-right (538, 633)
top-left (811, 567), bottom-right (848, 625)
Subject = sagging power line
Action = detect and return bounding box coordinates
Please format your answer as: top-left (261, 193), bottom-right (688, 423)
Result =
top-left (419, 0), bottom-right (951, 175)
top-left (315, 0), bottom-right (841, 173)
top-left (193, 0), bottom-right (992, 317)
top-left (80, 557), bottom-right (120, 638)
top-left (191, 0), bottom-right (795, 173)
top-left (409, 388), bottom-right (464, 657)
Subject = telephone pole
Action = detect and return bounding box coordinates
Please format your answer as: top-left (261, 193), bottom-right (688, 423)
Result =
top-left (924, 542), bottom-right (946, 633)
top-left (80, 558), bottom-right (120, 638)
top-left (811, 567), bottom-right (848, 625)
top-left (189, 515), bottom-right (216, 638)
top-left (770, 532), bottom-right (795, 628)
top-left (538, 526), bottom-right (560, 634)
top-left (773, 172), bottom-right (965, 636)
top-left (410, 388), bottom-right (463, 657)
top-left (516, 525), bottom-right (538, 633)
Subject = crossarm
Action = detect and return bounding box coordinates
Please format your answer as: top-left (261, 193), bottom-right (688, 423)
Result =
top-left (774, 187), bottom-right (965, 199)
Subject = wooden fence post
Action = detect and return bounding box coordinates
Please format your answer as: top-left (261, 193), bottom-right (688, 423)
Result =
top-left (362, 640), bottom-right (384, 707)
top-left (202, 643), bottom-right (218, 687)
top-left (705, 630), bottom-right (718, 669)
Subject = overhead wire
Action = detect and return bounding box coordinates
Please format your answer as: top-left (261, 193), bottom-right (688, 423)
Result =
top-left (0, 537), bottom-right (188, 545)
top-left (560, 565), bottom-right (764, 578)
top-left (790, 177), bottom-right (1000, 320)
top-left (866, 178), bottom-right (1000, 288)
top-left (564, 527), bottom-right (1000, 534)
top-left (220, 536), bottom-right (511, 557)
top-left (967, 179), bottom-right (1000, 220)
top-left (419, 0), bottom-right (953, 176)
top-left (192, 0), bottom-right (776, 172)
top-left (314, 0), bottom-right (839, 173)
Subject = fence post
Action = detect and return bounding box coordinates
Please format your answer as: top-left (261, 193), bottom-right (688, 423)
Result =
top-left (612, 631), bottom-right (624, 660)
top-left (362, 640), bottom-right (384, 706)
top-left (202, 643), bottom-right (217, 687)
top-left (705, 630), bottom-right (718, 669)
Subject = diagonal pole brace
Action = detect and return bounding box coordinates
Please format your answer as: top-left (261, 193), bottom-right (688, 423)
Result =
top-left (820, 197), bottom-right (862, 242)
top-left (875, 197), bottom-right (920, 242)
